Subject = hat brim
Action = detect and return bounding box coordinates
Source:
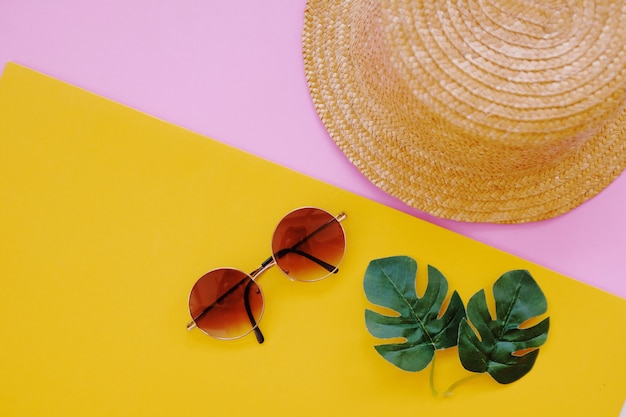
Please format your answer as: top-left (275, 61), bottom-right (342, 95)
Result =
top-left (302, 0), bottom-right (626, 223)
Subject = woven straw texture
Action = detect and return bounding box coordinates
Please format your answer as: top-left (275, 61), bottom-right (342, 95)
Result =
top-left (303, 0), bottom-right (626, 223)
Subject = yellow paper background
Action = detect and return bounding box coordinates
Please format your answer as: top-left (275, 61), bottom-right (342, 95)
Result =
top-left (1, 62), bottom-right (624, 416)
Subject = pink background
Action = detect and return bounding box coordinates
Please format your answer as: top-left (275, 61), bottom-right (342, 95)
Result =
top-left (1, 0), bottom-right (624, 298)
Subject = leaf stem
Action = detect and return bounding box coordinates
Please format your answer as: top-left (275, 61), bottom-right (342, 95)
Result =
top-left (443, 373), bottom-right (482, 397)
top-left (429, 355), bottom-right (438, 396)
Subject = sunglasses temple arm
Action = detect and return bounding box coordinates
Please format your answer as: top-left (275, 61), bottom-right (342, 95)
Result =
top-left (244, 257), bottom-right (276, 344)
top-left (244, 279), bottom-right (265, 344)
top-left (274, 247), bottom-right (339, 273)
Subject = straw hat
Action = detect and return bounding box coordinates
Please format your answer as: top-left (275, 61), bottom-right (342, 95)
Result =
top-left (302, 0), bottom-right (626, 223)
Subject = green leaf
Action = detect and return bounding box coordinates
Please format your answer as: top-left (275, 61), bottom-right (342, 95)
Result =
top-left (364, 256), bottom-right (466, 372)
top-left (458, 270), bottom-right (550, 384)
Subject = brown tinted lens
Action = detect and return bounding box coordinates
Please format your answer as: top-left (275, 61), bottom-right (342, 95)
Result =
top-left (271, 207), bottom-right (346, 282)
top-left (188, 268), bottom-right (263, 339)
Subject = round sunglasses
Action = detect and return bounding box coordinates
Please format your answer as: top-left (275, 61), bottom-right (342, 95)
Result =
top-left (186, 207), bottom-right (347, 343)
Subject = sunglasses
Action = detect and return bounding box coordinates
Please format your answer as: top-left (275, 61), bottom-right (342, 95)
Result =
top-left (186, 207), bottom-right (347, 343)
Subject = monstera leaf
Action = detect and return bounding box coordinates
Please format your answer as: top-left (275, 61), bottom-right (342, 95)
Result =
top-left (364, 256), bottom-right (466, 373)
top-left (458, 270), bottom-right (550, 384)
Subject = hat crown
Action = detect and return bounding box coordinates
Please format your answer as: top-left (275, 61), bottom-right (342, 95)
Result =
top-left (351, 0), bottom-right (626, 173)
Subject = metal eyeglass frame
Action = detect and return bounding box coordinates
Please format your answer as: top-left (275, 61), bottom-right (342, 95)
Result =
top-left (187, 210), bottom-right (347, 343)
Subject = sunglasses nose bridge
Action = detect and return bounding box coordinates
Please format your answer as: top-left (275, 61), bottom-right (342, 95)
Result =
top-left (249, 256), bottom-right (276, 280)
